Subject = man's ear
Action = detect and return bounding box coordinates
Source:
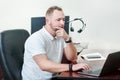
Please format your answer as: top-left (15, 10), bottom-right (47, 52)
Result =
top-left (46, 18), bottom-right (50, 24)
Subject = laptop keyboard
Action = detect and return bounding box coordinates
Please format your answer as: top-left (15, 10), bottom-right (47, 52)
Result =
top-left (78, 68), bottom-right (102, 76)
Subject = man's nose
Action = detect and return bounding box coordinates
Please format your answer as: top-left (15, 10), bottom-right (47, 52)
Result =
top-left (60, 20), bottom-right (65, 26)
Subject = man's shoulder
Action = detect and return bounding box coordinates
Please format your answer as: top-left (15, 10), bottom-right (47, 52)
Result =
top-left (30, 28), bottom-right (44, 37)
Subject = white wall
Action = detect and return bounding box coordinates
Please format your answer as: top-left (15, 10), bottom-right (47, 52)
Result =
top-left (0, 0), bottom-right (120, 49)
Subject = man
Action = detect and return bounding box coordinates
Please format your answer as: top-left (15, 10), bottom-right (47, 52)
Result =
top-left (22, 6), bottom-right (90, 80)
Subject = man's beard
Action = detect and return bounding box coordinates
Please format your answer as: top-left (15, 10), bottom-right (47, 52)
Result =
top-left (50, 23), bottom-right (58, 31)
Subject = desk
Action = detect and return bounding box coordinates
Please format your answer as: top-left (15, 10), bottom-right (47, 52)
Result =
top-left (56, 71), bottom-right (120, 80)
top-left (55, 49), bottom-right (120, 80)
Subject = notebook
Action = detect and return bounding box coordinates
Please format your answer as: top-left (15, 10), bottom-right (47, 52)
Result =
top-left (78, 51), bottom-right (120, 77)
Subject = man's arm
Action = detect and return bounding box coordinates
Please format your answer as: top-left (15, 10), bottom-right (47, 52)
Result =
top-left (55, 27), bottom-right (77, 62)
top-left (33, 54), bottom-right (69, 73)
top-left (33, 54), bottom-right (90, 73)
top-left (64, 39), bottom-right (78, 62)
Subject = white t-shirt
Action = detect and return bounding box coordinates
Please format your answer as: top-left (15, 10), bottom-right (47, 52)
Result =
top-left (22, 27), bottom-right (66, 80)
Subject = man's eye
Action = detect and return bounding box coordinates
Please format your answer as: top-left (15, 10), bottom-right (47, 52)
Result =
top-left (57, 19), bottom-right (61, 21)
top-left (56, 19), bottom-right (65, 22)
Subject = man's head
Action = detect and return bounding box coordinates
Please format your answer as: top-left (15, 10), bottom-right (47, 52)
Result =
top-left (45, 6), bottom-right (65, 31)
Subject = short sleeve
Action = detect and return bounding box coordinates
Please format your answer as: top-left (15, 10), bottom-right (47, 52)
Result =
top-left (25, 35), bottom-right (46, 57)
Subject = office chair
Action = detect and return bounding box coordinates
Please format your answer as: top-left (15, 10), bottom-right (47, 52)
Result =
top-left (0, 29), bottom-right (30, 80)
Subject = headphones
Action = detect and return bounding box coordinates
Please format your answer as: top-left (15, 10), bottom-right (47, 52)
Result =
top-left (68, 18), bottom-right (86, 33)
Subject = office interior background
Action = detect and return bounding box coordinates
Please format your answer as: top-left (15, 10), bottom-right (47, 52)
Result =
top-left (0, 0), bottom-right (120, 49)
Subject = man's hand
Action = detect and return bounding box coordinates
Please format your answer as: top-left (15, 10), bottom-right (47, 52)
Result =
top-left (55, 27), bottom-right (69, 40)
top-left (72, 63), bottom-right (91, 71)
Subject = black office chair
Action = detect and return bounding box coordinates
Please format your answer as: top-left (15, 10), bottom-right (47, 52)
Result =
top-left (0, 29), bottom-right (30, 80)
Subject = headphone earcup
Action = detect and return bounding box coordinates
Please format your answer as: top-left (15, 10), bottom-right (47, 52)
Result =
top-left (70, 27), bottom-right (74, 32)
top-left (77, 29), bottom-right (82, 33)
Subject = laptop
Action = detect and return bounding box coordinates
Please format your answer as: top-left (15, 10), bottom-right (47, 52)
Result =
top-left (78, 51), bottom-right (120, 77)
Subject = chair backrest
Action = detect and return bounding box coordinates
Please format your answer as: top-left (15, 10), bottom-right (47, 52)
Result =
top-left (0, 29), bottom-right (30, 80)
top-left (31, 16), bottom-right (70, 34)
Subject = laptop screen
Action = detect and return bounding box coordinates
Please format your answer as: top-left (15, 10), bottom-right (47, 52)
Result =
top-left (100, 51), bottom-right (120, 76)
